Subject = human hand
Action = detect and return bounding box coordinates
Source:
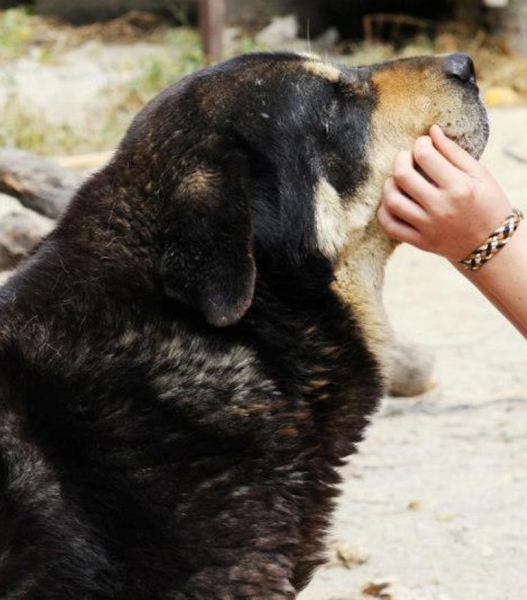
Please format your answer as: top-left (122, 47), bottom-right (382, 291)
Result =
top-left (378, 125), bottom-right (513, 262)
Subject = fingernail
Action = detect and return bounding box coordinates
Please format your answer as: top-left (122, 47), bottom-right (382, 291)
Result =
top-left (431, 124), bottom-right (444, 136)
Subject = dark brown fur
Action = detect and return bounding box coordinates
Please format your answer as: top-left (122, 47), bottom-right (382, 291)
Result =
top-left (0, 52), bottom-right (487, 599)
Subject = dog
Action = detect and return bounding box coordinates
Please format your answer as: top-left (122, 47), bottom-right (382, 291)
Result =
top-left (0, 52), bottom-right (487, 599)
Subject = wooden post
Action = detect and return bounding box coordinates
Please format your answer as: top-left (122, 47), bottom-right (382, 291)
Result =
top-left (199, 0), bottom-right (226, 64)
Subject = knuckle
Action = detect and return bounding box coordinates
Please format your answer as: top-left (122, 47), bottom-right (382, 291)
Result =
top-left (393, 164), bottom-right (412, 185)
top-left (392, 165), bottom-right (408, 183)
top-left (435, 204), bottom-right (456, 223)
top-left (377, 207), bottom-right (391, 231)
top-left (384, 190), bottom-right (402, 211)
top-left (451, 180), bottom-right (473, 201)
top-left (413, 137), bottom-right (433, 163)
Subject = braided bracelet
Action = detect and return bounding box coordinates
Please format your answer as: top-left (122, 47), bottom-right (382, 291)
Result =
top-left (460, 208), bottom-right (524, 271)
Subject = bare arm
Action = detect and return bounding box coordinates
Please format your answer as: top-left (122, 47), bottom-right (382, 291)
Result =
top-left (378, 124), bottom-right (527, 338)
top-left (453, 224), bottom-right (527, 337)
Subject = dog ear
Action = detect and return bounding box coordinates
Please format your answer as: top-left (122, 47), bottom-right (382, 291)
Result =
top-left (159, 165), bottom-right (256, 328)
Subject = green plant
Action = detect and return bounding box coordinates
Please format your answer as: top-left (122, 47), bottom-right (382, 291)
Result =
top-left (163, 0), bottom-right (193, 27)
top-left (0, 8), bottom-right (32, 61)
top-left (0, 95), bottom-right (82, 154)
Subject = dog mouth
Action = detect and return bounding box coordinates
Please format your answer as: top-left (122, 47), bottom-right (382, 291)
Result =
top-left (449, 125), bottom-right (489, 160)
top-left (440, 101), bottom-right (490, 160)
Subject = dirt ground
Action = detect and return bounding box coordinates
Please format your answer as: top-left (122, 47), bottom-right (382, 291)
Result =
top-left (300, 107), bottom-right (527, 600)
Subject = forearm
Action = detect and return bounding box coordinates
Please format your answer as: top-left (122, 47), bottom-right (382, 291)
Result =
top-left (453, 223), bottom-right (527, 338)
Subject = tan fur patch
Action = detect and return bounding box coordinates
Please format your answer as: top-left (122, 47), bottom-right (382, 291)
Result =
top-left (371, 68), bottom-right (437, 144)
top-left (296, 51), bottom-right (321, 61)
top-left (178, 168), bottom-right (220, 198)
top-left (315, 178), bottom-right (376, 258)
top-left (332, 223), bottom-right (395, 357)
top-left (303, 60), bottom-right (341, 83)
top-left (328, 64), bottom-right (445, 360)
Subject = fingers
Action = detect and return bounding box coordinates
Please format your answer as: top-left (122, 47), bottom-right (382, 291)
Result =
top-left (429, 125), bottom-right (481, 175)
top-left (392, 150), bottom-right (438, 210)
top-left (382, 176), bottom-right (428, 227)
top-left (377, 202), bottom-right (426, 249)
top-left (412, 135), bottom-right (463, 190)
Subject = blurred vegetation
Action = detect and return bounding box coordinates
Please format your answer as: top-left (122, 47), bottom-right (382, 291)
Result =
top-left (104, 28), bottom-right (204, 116)
top-left (0, 8), bottom-right (33, 60)
top-left (0, 22), bottom-right (206, 154)
top-left (0, 7), bottom-right (526, 156)
top-left (0, 94), bottom-right (83, 154)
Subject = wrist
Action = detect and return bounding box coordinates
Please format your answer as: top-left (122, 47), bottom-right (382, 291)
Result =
top-left (453, 222), bottom-right (527, 338)
top-left (457, 208), bottom-right (523, 271)
top-left (457, 220), bottom-right (526, 276)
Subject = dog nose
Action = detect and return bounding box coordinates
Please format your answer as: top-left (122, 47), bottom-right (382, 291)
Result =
top-left (443, 53), bottom-right (476, 84)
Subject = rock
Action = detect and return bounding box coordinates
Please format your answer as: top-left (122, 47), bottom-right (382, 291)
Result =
top-left (314, 27), bottom-right (340, 52)
top-left (0, 194), bottom-right (23, 220)
top-left (384, 336), bottom-right (436, 397)
top-left (0, 270), bottom-right (14, 286)
top-left (255, 14), bottom-right (299, 48)
top-left (0, 193), bottom-right (55, 270)
top-left (0, 148), bottom-right (82, 219)
top-left (333, 542), bottom-right (370, 568)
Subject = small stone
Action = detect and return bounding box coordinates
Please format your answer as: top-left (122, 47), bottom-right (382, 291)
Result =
top-left (255, 15), bottom-right (299, 49)
top-left (0, 270), bottom-right (14, 286)
top-left (334, 542), bottom-right (370, 568)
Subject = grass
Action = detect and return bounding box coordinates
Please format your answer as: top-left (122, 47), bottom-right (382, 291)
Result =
top-left (0, 94), bottom-right (88, 155)
top-left (0, 27), bottom-right (206, 156)
top-left (105, 28), bottom-right (204, 115)
top-left (2, 12), bottom-right (523, 157)
top-left (0, 8), bottom-right (33, 61)
top-left (0, 25), bottom-right (267, 157)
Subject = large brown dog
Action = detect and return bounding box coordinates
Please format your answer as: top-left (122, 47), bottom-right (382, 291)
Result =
top-left (0, 52), bottom-right (487, 599)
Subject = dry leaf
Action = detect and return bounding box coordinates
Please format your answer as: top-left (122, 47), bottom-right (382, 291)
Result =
top-left (362, 579), bottom-right (397, 598)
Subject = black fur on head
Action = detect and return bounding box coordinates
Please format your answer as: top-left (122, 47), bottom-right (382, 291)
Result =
top-left (112, 53), bottom-right (374, 327)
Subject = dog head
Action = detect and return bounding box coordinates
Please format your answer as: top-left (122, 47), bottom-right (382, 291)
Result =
top-left (113, 52), bottom-right (488, 327)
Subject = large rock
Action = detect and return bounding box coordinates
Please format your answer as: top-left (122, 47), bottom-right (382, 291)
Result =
top-left (0, 270), bottom-right (13, 286)
top-left (385, 336), bottom-right (436, 397)
top-left (0, 193), bottom-right (55, 270)
top-left (0, 148), bottom-right (82, 219)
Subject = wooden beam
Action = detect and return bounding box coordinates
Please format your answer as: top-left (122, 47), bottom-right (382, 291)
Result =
top-left (199, 0), bottom-right (226, 64)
